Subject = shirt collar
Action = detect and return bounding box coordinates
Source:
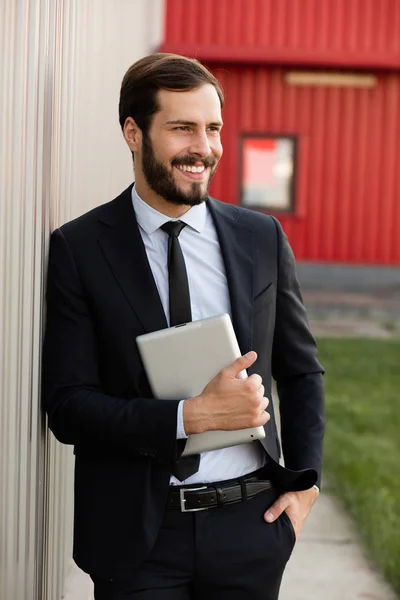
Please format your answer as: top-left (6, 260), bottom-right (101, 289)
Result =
top-left (131, 185), bottom-right (207, 235)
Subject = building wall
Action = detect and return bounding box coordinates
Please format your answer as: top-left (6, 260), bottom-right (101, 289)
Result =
top-left (209, 65), bottom-right (400, 265)
top-left (0, 2), bottom-right (164, 599)
top-left (163, 0), bottom-right (400, 265)
top-left (163, 0), bottom-right (400, 68)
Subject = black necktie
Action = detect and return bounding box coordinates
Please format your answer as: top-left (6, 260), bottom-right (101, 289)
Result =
top-left (161, 221), bottom-right (192, 326)
top-left (161, 221), bottom-right (200, 481)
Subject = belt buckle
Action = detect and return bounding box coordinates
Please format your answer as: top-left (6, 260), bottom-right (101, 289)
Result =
top-left (179, 486), bottom-right (209, 512)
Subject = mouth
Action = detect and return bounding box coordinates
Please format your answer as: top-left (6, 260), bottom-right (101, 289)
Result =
top-left (174, 163), bottom-right (209, 182)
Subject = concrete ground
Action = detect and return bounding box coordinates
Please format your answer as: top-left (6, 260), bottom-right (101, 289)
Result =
top-left (279, 485), bottom-right (398, 600)
top-left (303, 288), bottom-right (400, 339)
top-left (63, 563), bottom-right (93, 600)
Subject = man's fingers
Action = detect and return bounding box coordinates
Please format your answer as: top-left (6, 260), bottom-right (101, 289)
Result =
top-left (247, 373), bottom-right (262, 390)
top-left (224, 351), bottom-right (257, 377)
top-left (259, 407), bottom-right (270, 426)
top-left (264, 493), bottom-right (291, 523)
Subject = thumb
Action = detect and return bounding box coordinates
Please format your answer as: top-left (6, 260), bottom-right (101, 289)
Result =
top-left (264, 494), bottom-right (290, 523)
top-left (225, 351), bottom-right (257, 378)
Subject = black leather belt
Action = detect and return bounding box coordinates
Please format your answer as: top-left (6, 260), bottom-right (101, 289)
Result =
top-left (167, 474), bottom-right (273, 512)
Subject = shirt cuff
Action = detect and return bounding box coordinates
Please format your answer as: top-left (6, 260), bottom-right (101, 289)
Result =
top-left (176, 400), bottom-right (188, 440)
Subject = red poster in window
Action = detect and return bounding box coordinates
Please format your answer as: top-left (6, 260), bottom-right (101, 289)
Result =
top-left (243, 138), bottom-right (277, 186)
top-left (241, 136), bottom-right (295, 211)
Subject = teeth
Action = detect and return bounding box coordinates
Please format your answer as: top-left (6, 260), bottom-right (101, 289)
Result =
top-left (178, 165), bottom-right (205, 173)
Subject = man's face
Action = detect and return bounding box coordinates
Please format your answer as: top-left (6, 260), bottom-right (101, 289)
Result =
top-left (138, 85), bottom-right (223, 207)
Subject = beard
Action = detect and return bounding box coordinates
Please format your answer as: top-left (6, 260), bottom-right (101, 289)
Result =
top-left (141, 133), bottom-right (217, 207)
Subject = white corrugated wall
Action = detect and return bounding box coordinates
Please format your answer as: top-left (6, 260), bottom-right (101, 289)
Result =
top-left (0, 1), bottom-right (164, 599)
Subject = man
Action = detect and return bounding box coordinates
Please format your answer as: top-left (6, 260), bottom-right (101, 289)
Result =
top-left (43, 53), bottom-right (325, 599)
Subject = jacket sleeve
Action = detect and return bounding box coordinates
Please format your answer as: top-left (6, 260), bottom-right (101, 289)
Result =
top-left (42, 228), bottom-right (180, 464)
top-left (271, 217), bottom-right (325, 487)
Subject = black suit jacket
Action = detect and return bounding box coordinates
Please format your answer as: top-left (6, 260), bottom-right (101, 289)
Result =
top-left (42, 184), bottom-right (325, 579)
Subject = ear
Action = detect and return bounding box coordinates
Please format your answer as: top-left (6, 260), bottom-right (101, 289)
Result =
top-left (123, 117), bottom-right (142, 152)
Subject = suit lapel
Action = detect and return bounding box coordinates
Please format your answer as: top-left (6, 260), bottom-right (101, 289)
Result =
top-left (97, 186), bottom-right (168, 334)
top-left (96, 188), bottom-right (255, 347)
top-left (208, 198), bottom-right (255, 355)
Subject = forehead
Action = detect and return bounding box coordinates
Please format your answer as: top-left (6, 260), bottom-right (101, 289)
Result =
top-left (154, 84), bottom-right (222, 124)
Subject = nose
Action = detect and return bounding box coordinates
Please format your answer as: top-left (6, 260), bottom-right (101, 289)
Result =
top-left (189, 130), bottom-right (212, 158)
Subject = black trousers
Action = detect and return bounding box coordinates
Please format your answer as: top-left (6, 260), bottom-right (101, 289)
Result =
top-left (92, 483), bottom-right (296, 600)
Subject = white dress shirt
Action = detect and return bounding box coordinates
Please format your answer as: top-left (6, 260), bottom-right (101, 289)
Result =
top-left (132, 187), bottom-right (265, 484)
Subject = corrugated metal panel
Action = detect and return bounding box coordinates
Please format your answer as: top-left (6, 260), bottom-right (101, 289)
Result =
top-left (43, 0), bottom-right (79, 595)
top-left (163, 0), bottom-right (400, 69)
top-left (0, 1), bottom-right (51, 598)
top-left (0, 1), bottom-right (79, 598)
top-left (209, 66), bottom-right (400, 265)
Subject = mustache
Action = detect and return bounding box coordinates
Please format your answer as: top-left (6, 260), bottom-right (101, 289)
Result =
top-left (172, 155), bottom-right (216, 168)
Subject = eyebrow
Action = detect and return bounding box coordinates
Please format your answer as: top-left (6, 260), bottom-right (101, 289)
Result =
top-left (164, 120), bottom-right (223, 127)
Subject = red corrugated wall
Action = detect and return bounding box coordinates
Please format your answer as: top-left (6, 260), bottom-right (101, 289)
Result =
top-left (209, 66), bottom-right (400, 264)
top-left (163, 0), bottom-right (400, 264)
top-left (164, 0), bottom-right (400, 69)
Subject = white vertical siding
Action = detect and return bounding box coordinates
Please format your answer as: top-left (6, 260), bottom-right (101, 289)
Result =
top-left (63, 0), bottom-right (166, 220)
top-left (0, 1), bottom-right (165, 599)
top-left (0, 1), bottom-right (56, 598)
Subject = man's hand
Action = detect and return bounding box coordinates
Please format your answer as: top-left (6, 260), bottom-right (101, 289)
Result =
top-left (183, 351), bottom-right (270, 434)
top-left (264, 487), bottom-right (319, 539)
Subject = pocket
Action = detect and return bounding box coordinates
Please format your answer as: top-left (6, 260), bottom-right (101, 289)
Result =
top-left (253, 283), bottom-right (275, 316)
top-left (280, 511), bottom-right (296, 548)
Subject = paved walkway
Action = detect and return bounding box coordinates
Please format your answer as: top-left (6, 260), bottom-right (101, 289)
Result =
top-left (63, 563), bottom-right (93, 600)
top-left (280, 485), bottom-right (398, 600)
top-left (303, 289), bottom-right (400, 339)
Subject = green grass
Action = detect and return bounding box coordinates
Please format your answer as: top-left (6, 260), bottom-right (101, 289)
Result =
top-left (317, 338), bottom-right (400, 595)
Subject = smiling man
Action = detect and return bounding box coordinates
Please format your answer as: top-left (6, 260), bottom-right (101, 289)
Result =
top-left (43, 53), bottom-right (325, 600)
top-left (123, 75), bottom-right (222, 213)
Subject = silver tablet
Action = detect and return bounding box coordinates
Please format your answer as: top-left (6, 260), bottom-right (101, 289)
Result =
top-left (136, 314), bottom-right (265, 456)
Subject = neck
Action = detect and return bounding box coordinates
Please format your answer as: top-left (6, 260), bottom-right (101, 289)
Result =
top-left (134, 180), bottom-right (192, 219)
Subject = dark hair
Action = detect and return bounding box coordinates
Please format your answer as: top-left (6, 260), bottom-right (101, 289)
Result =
top-left (119, 53), bottom-right (224, 134)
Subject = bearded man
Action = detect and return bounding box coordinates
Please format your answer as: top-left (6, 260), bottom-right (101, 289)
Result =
top-left (43, 53), bottom-right (325, 600)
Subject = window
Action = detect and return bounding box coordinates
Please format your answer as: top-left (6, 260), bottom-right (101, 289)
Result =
top-left (240, 135), bottom-right (296, 212)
